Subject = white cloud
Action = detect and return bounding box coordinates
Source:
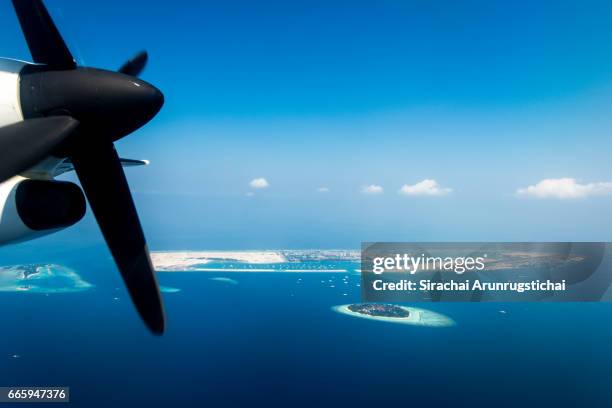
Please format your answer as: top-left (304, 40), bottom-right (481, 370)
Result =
top-left (398, 179), bottom-right (452, 196)
top-left (361, 184), bottom-right (383, 195)
top-left (517, 178), bottom-right (612, 199)
top-left (317, 187), bottom-right (330, 193)
top-left (249, 178), bottom-right (269, 189)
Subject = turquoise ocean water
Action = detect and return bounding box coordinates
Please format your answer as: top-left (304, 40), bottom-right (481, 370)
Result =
top-left (1, 245), bottom-right (612, 407)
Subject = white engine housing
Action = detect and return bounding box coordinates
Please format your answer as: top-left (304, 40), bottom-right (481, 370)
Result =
top-left (0, 176), bottom-right (86, 245)
top-left (0, 58), bottom-right (26, 128)
top-left (0, 176), bottom-right (32, 243)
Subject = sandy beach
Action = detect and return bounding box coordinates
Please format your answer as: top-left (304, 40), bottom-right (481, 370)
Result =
top-left (151, 251), bottom-right (287, 271)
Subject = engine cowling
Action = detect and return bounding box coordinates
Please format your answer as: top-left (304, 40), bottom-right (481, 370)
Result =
top-left (0, 58), bottom-right (26, 129)
top-left (0, 176), bottom-right (85, 244)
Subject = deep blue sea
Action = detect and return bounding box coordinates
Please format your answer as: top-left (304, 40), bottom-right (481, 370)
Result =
top-left (1, 244), bottom-right (612, 407)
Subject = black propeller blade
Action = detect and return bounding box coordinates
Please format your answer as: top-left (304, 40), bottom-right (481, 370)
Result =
top-left (0, 116), bottom-right (78, 183)
top-left (71, 138), bottom-right (165, 335)
top-left (11, 0), bottom-right (166, 334)
top-left (12, 0), bottom-right (76, 69)
top-left (119, 51), bottom-right (148, 77)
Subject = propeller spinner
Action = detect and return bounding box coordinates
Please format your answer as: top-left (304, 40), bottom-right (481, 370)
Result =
top-left (2, 0), bottom-right (166, 334)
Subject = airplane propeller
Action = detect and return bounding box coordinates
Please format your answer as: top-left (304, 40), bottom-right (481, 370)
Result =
top-left (5, 0), bottom-right (166, 334)
top-left (0, 116), bottom-right (78, 183)
top-left (118, 51), bottom-right (149, 77)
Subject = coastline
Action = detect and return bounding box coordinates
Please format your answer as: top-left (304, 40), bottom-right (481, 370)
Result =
top-left (151, 250), bottom-right (360, 273)
top-left (151, 251), bottom-right (288, 271)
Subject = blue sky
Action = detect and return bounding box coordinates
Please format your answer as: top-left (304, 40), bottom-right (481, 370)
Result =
top-left (1, 0), bottom-right (612, 248)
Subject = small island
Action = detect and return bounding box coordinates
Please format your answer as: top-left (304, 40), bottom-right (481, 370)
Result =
top-left (0, 264), bottom-right (93, 293)
top-left (348, 303), bottom-right (411, 318)
top-left (333, 303), bottom-right (455, 327)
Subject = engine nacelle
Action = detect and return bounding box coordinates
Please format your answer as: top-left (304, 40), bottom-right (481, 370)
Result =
top-left (0, 58), bottom-right (26, 128)
top-left (0, 177), bottom-right (86, 244)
